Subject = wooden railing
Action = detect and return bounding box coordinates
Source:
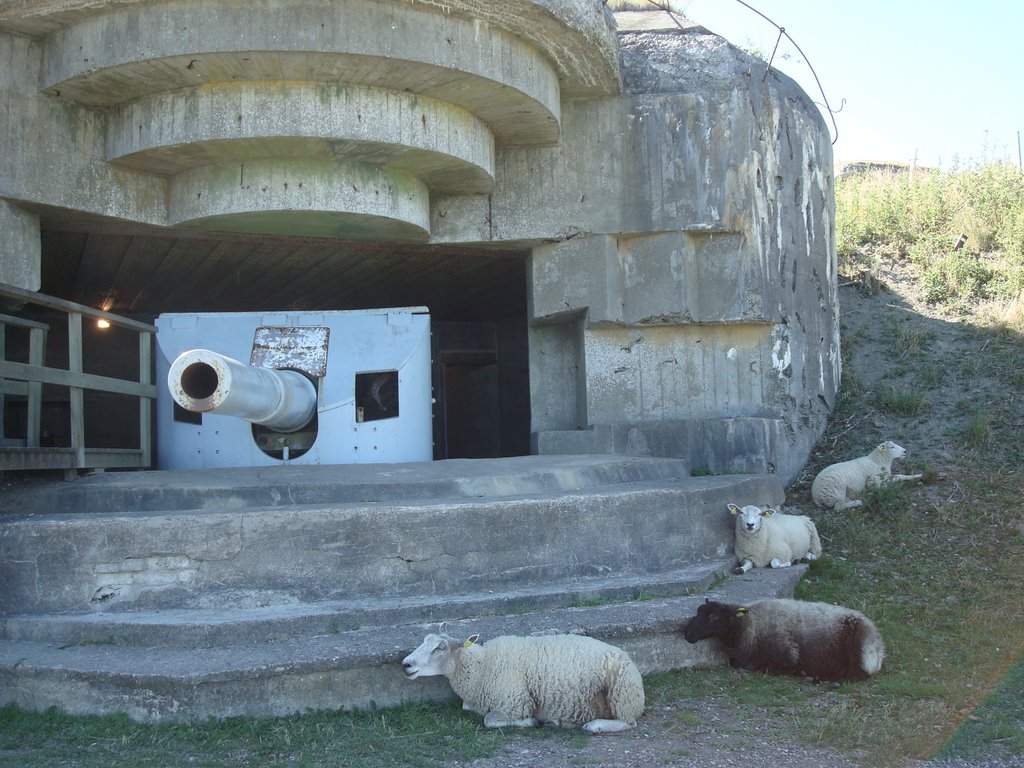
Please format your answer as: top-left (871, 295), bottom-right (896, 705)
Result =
top-left (0, 282), bottom-right (156, 478)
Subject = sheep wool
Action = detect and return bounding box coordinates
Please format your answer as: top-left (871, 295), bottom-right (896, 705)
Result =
top-left (730, 503), bottom-right (822, 574)
top-left (812, 440), bottom-right (923, 510)
top-left (682, 598), bottom-right (886, 682)
top-left (402, 632), bottom-right (644, 733)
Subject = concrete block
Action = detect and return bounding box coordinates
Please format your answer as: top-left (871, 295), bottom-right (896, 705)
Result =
top-left (0, 200), bottom-right (40, 292)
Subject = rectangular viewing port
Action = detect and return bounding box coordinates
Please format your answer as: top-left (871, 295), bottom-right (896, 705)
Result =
top-left (355, 371), bottom-right (399, 422)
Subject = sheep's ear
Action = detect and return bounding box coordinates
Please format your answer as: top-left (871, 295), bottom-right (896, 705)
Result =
top-left (734, 607), bottom-right (748, 618)
top-left (462, 634), bottom-right (479, 648)
top-left (727, 503), bottom-right (740, 515)
top-left (438, 621), bottom-right (447, 634)
top-left (762, 507), bottom-right (775, 517)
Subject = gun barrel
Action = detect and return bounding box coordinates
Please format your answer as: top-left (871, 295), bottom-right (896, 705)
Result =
top-left (167, 349), bottom-right (317, 432)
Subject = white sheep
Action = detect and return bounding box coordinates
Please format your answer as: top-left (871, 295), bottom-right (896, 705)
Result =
top-left (682, 597), bottom-right (886, 682)
top-left (402, 630), bottom-right (645, 733)
top-left (811, 440), bottom-right (923, 510)
top-left (729, 502), bottom-right (822, 575)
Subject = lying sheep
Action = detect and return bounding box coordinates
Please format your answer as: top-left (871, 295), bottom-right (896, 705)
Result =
top-left (811, 440), bottom-right (923, 510)
top-left (402, 630), bottom-right (644, 733)
top-left (681, 597), bottom-right (886, 682)
top-left (729, 503), bottom-right (821, 575)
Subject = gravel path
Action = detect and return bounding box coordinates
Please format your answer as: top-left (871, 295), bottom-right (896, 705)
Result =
top-left (442, 699), bottom-right (869, 768)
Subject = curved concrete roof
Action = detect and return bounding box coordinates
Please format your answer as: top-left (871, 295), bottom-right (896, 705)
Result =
top-left (107, 83), bottom-right (496, 194)
top-left (0, 0), bottom-right (622, 97)
top-left (0, 0), bottom-right (622, 239)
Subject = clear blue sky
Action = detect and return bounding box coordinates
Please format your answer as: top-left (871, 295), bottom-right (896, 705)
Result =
top-left (668, 0), bottom-right (1024, 170)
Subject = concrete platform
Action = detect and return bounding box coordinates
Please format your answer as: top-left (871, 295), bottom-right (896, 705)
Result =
top-left (0, 455), bottom-right (798, 722)
top-left (0, 454), bottom-right (711, 516)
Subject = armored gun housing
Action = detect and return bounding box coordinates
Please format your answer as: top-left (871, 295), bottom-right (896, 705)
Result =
top-left (156, 308), bottom-right (432, 469)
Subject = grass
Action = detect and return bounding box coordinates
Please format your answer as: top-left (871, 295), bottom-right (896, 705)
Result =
top-left (873, 386), bottom-right (927, 417)
top-left (837, 161), bottom-right (1024, 321)
top-left (0, 700), bottom-right (509, 768)
top-left (644, 468), bottom-right (1024, 767)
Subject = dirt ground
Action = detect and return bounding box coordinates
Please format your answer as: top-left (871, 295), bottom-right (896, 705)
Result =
top-left (440, 700), bottom-right (868, 768)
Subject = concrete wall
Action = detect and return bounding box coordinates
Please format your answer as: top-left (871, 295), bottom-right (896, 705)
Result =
top-left (519, 19), bottom-right (838, 482)
top-left (0, 200), bottom-right (40, 291)
top-left (0, 32), bottom-right (169, 226)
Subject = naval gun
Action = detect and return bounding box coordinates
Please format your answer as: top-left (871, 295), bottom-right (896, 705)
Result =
top-left (155, 308), bottom-right (433, 470)
top-left (168, 348), bottom-right (317, 433)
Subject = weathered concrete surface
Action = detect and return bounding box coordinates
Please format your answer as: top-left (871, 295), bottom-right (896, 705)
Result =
top-left (0, 457), bottom-right (785, 615)
top-left (107, 83), bottom-right (496, 192)
top-left (534, 417), bottom-right (793, 478)
top-left (0, 564), bottom-right (806, 723)
top-left (0, 454), bottom-right (693, 515)
top-left (523, 13), bottom-right (838, 483)
top-left (0, 0), bottom-right (616, 229)
top-left (0, 455), bottom-right (800, 722)
top-left (0, 200), bottom-right (40, 291)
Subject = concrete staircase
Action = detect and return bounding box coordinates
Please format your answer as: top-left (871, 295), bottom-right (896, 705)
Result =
top-left (0, 455), bottom-right (803, 722)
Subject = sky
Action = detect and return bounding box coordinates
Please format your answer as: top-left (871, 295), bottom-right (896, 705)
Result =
top-left (660, 0), bottom-right (1024, 170)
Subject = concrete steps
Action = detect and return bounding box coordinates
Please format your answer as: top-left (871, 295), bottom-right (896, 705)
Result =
top-left (0, 564), bottom-right (727, 648)
top-left (0, 455), bottom-right (797, 722)
top-left (0, 566), bottom-right (806, 722)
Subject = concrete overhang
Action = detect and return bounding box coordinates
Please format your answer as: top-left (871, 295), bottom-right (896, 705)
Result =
top-left (0, 0), bottom-right (623, 239)
top-left (167, 158), bottom-right (431, 240)
top-left (27, 0), bottom-right (579, 146)
top-left (0, 0), bottom-right (622, 98)
top-left (107, 82), bottom-right (495, 194)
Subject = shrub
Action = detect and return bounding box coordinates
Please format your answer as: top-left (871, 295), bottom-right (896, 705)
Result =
top-left (836, 162), bottom-right (1024, 309)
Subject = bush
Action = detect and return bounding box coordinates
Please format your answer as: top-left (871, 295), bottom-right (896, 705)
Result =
top-left (836, 162), bottom-right (1024, 309)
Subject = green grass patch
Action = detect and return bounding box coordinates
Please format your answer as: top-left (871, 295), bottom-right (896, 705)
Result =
top-left (0, 701), bottom-right (509, 768)
top-left (873, 386), bottom-right (927, 416)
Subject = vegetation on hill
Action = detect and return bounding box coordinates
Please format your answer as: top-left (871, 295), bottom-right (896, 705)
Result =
top-left (836, 161), bottom-right (1024, 327)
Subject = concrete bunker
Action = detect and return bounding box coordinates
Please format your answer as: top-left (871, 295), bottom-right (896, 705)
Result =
top-left (0, 1), bottom-right (838, 480)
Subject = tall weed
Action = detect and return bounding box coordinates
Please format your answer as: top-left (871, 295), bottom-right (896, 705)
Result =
top-left (836, 163), bottom-right (1024, 308)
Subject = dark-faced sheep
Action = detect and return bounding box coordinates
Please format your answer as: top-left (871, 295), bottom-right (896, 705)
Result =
top-left (402, 631), bottom-right (645, 733)
top-left (681, 598), bottom-right (885, 682)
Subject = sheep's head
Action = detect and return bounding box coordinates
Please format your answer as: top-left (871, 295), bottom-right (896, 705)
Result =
top-left (402, 631), bottom-right (478, 679)
top-left (728, 503), bottom-right (775, 533)
top-left (682, 598), bottom-right (748, 643)
top-left (876, 441), bottom-right (908, 461)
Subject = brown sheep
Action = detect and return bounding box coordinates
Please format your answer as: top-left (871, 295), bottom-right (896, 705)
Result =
top-left (681, 598), bottom-right (885, 682)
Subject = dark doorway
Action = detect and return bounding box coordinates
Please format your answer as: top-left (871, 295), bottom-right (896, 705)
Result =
top-left (431, 320), bottom-right (529, 460)
top-left (442, 357), bottom-right (500, 459)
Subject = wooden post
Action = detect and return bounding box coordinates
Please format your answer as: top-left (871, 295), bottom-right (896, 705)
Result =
top-left (68, 311), bottom-right (85, 478)
top-left (26, 325), bottom-right (46, 448)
